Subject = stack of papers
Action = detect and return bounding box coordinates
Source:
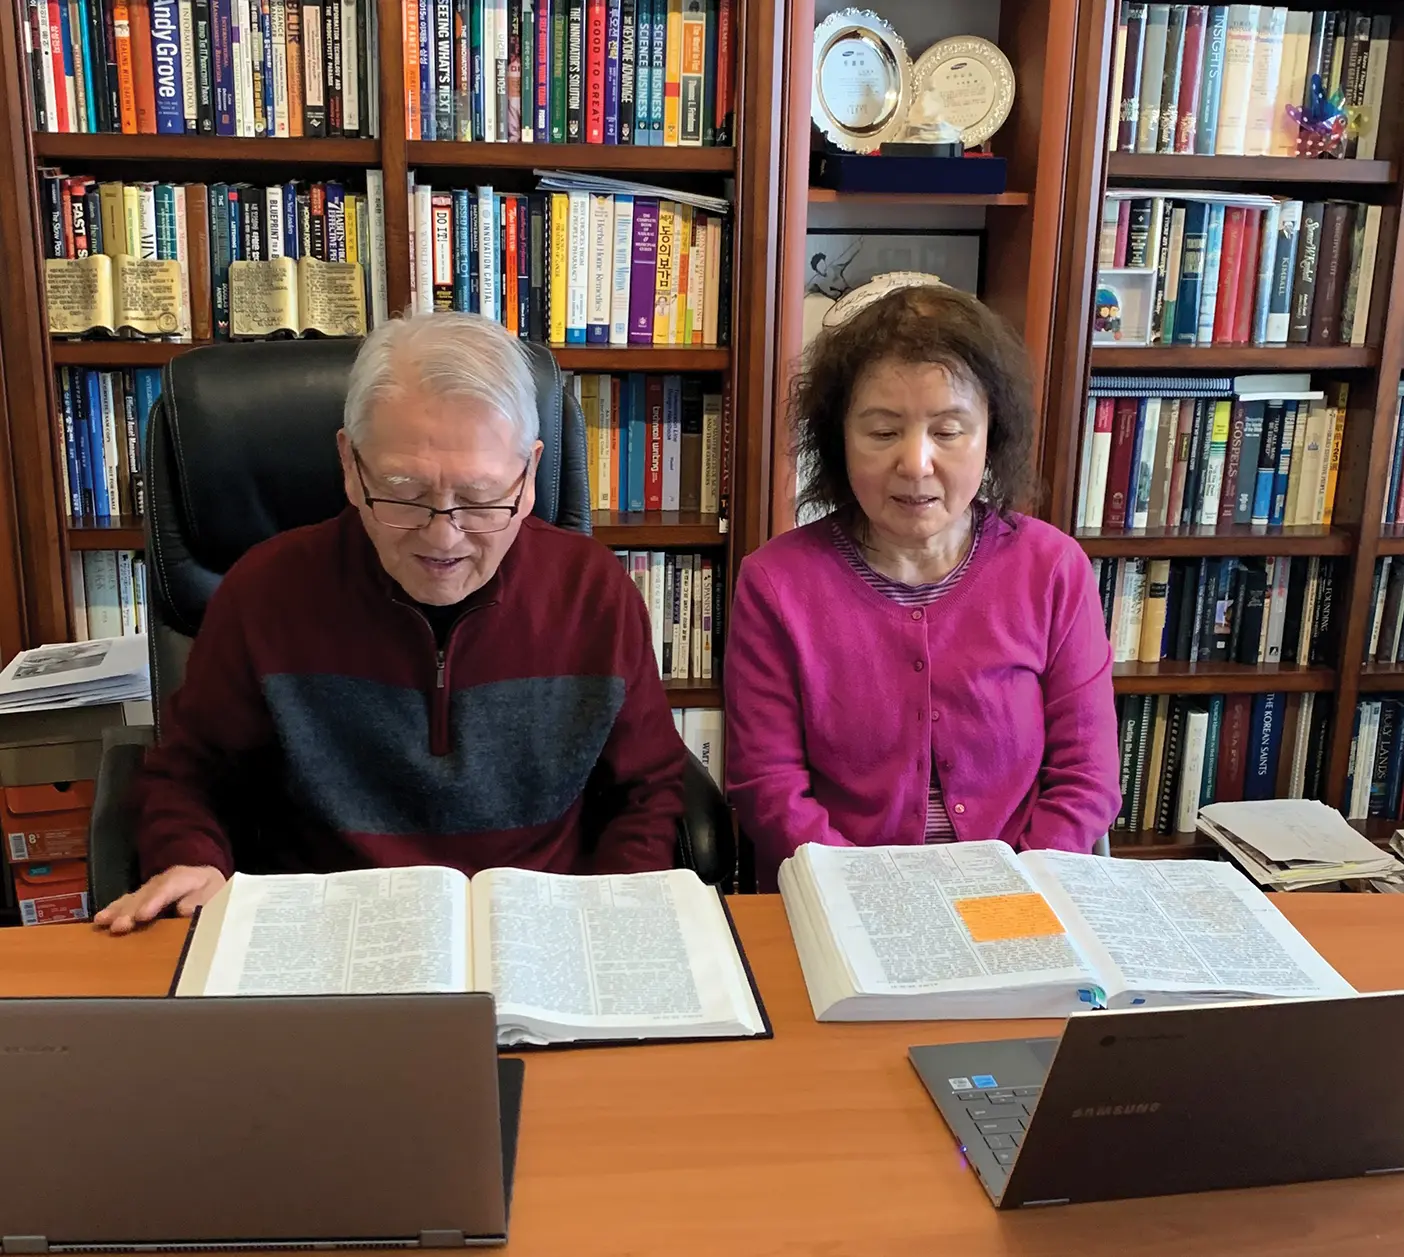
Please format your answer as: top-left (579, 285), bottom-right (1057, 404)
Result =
top-left (1197, 799), bottom-right (1404, 889)
top-left (0, 636), bottom-right (150, 712)
top-left (532, 169), bottom-right (731, 215)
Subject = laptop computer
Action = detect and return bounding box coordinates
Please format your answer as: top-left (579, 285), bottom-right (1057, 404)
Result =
top-left (909, 990), bottom-right (1404, 1209)
top-left (0, 993), bottom-right (523, 1250)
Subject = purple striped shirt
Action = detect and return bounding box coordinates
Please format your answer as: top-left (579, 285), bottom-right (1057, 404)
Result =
top-left (831, 515), bottom-right (982, 843)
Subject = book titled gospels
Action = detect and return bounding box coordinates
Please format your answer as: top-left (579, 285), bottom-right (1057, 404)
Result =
top-left (779, 841), bottom-right (1354, 1021)
top-left (228, 257), bottom-right (367, 339)
top-left (175, 866), bottom-right (768, 1047)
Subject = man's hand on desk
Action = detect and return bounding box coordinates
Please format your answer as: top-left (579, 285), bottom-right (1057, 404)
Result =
top-left (92, 866), bottom-right (227, 935)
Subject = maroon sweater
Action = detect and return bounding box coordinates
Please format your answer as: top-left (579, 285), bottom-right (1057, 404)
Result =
top-left (134, 508), bottom-right (686, 879)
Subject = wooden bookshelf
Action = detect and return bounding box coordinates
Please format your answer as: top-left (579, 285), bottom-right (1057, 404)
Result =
top-left (1107, 153), bottom-right (1397, 186)
top-left (1090, 345), bottom-right (1381, 369)
top-left (51, 341), bottom-right (201, 367)
top-left (1109, 829), bottom-right (1216, 859)
top-left (32, 134), bottom-right (381, 165)
top-left (1078, 524), bottom-right (1352, 558)
top-left (1354, 818), bottom-right (1401, 846)
top-left (554, 347), bottom-right (730, 371)
top-left (1042, 0), bottom-right (1404, 819)
top-left (405, 142), bottom-right (735, 172)
top-left (806, 189), bottom-right (1031, 206)
top-left (1112, 661), bottom-right (1336, 695)
top-left (0, 0), bottom-right (787, 676)
top-left (662, 679), bottom-right (721, 708)
top-left (70, 513), bottom-right (729, 556)
top-left (68, 519), bottom-right (144, 550)
top-left (768, 0), bottom-right (1083, 534)
top-left (593, 512), bottom-right (726, 547)
top-left (1359, 665), bottom-right (1404, 693)
top-left (49, 340), bottom-right (729, 372)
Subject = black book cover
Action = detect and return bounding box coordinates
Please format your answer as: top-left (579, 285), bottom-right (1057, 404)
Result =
top-left (194, 0), bottom-right (215, 133)
top-left (527, 194), bottom-right (546, 343)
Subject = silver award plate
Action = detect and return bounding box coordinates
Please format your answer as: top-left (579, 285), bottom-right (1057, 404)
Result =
top-left (906, 36), bottom-right (1015, 148)
top-left (811, 9), bottom-right (913, 154)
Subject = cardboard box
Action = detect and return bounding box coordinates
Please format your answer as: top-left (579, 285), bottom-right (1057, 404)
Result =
top-left (2, 779), bottom-right (95, 863)
top-left (13, 858), bottom-right (89, 925)
top-left (0, 701), bottom-right (151, 867)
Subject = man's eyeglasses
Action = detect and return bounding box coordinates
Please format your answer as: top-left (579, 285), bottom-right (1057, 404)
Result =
top-left (353, 449), bottom-right (531, 535)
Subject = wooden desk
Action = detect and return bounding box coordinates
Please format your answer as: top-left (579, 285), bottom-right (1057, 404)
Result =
top-left (6, 895), bottom-right (1404, 1255)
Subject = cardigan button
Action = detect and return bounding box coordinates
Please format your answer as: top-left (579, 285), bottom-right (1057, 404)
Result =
top-left (911, 608), bottom-right (923, 621)
top-left (914, 660), bottom-right (925, 672)
top-left (954, 803), bottom-right (966, 815)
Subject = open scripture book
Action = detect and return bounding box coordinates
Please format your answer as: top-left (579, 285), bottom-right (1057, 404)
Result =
top-left (174, 866), bottom-right (768, 1047)
top-left (778, 841), bottom-right (1354, 1021)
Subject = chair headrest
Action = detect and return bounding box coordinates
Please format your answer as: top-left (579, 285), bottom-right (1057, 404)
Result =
top-left (154, 337), bottom-right (568, 579)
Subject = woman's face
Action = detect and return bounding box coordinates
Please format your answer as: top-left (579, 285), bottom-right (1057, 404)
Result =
top-left (843, 358), bottom-right (990, 546)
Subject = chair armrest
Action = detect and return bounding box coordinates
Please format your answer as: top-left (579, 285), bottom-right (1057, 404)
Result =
top-left (675, 750), bottom-right (735, 888)
top-left (88, 730), bottom-right (153, 912)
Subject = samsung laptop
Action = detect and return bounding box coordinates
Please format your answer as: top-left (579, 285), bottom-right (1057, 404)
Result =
top-left (909, 990), bottom-right (1404, 1209)
top-left (0, 993), bottom-right (523, 1250)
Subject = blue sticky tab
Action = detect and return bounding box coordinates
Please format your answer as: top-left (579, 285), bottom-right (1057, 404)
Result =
top-left (1077, 986), bottom-right (1108, 1010)
top-left (971, 1074), bottom-right (997, 1089)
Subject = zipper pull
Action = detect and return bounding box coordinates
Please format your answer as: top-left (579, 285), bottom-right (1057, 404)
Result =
top-left (436, 650), bottom-right (446, 689)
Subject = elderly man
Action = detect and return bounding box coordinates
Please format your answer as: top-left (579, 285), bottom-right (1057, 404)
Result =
top-left (95, 312), bottom-right (686, 934)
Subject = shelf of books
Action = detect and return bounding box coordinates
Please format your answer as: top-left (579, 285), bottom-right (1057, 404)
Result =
top-left (14, 0), bottom-right (751, 726)
top-left (1106, 153), bottom-right (1396, 185)
top-left (1078, 522), bottom-right (1351, 557)
top-left (1110, 688), bottom-right (1331, 855)
top-left (1067, 0), bottom-right (1404, 820)
top-left (1343, 693), bottom-right (1404, 821)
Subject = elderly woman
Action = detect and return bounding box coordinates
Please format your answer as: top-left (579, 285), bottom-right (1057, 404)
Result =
top-left (724, 284), bottom-right (1121, 889)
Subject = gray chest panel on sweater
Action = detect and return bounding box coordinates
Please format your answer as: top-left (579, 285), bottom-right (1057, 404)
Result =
top-left (262, 672), bottom-right (625, 835)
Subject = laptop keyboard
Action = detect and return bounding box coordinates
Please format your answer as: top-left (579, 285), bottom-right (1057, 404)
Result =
top-left (954, 1086), bottom-right (1042, 1167)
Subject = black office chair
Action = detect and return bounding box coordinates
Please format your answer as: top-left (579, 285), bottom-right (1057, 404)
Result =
top-left (88, 338), bottom-right (734, 908)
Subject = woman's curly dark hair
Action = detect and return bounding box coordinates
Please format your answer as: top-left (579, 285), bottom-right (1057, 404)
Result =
top-left (793, 284), bottom-right (1037, 521)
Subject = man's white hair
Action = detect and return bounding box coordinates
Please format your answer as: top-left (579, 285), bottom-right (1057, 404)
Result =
top-left (343, 310), bottom-right (539, 457)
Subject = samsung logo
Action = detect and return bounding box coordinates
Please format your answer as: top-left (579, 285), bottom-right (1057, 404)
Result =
top-left (1071, 1102), bottom-right (1161, 1118)
top-left (1, 1044), bottom-right (69, 1055)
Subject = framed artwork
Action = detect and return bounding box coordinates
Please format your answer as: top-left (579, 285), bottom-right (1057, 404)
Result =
top-left (803, 229), bottom-right (984, 301)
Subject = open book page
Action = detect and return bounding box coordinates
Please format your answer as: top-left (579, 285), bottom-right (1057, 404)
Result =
top-left (1021, 851), bottom-right (1356, 1004)
top-left (784, 843), bottom-right (1100, 1015)
top-left (470, 867), bottom-right (763, 1045)
top-left (179, 868), bottom-right (470, 997)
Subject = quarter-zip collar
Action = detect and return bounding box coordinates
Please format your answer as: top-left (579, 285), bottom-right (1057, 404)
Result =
top-left (344, 507), bottom-right (510, 756)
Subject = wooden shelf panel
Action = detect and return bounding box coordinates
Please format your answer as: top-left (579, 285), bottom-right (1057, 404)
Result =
top-left (32, 134), bottom-right (380, 164)
top-left (1112, 661), bottom-right (1335, 694)
top-left (1078, 524), bottom-right (1351, 557)
top-left (806, 189), bottom-right (1030, 206)
top-left (51, 340), bottom-right (200, 366)
top-left (593, 512), bottom-right (726, 547)
top-left (1109, 829), bottom-right (1217, 859)
top-left (68, 520), bottom-right (144, 549)
top-left (406, 142), bottom-right (734, 172)
top-left (70, 514), bottom-right (726, 552)
top-left (662, 679), bottom-right (720, 708)
top-left (49, 340), bottom-right (728, 372)
top-left (1091, 345), bottom-right (1380, 369)
top-left (1353, 818), bottom-right (1400, 845)
top-left (1360, 665), bottom-right (1404, 692)
top-left (1107, 153), bottom-right (1396, 185)
top-left (1379, 527), bottom-right (1404, 555)
top-left (554, 346), bottom-right (729, 370)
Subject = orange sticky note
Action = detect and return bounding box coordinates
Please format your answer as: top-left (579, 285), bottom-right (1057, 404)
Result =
top-left (953, 893), bottom-right (1065, 944)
